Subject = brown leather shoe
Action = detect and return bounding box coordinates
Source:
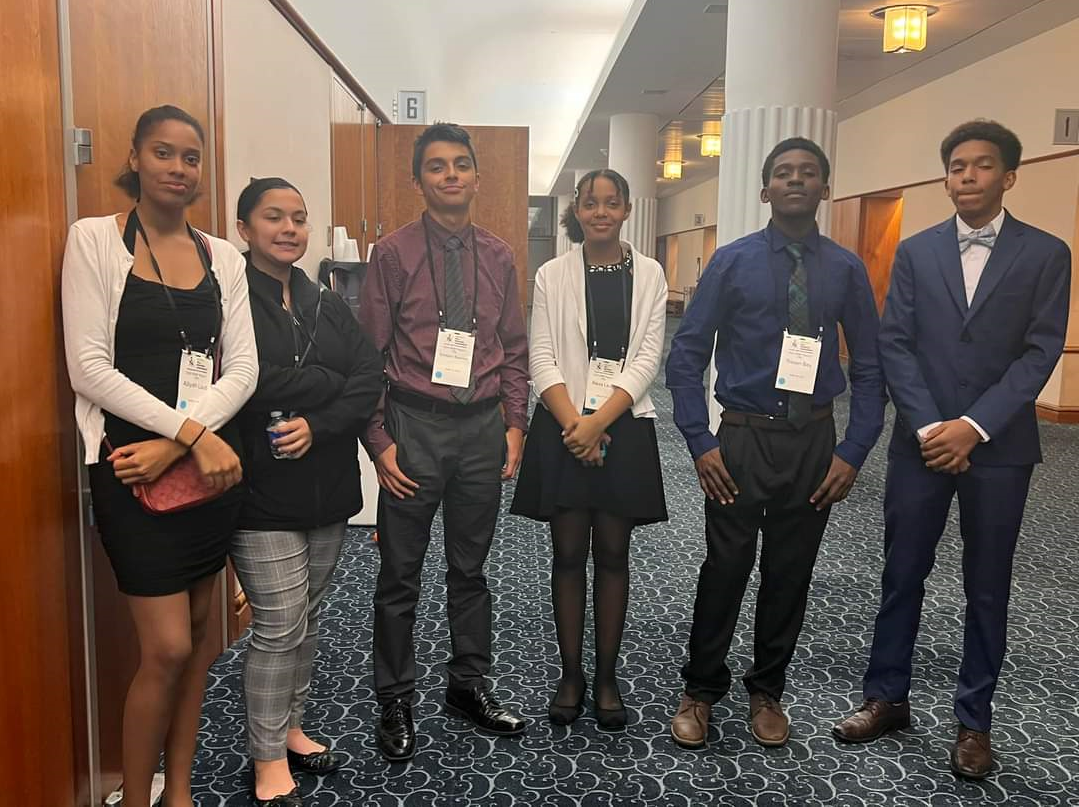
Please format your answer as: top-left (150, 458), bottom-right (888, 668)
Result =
top-left (749, 693), bottom-right (789, 747)
top-left (950, 725), bottom-right (992, 779)
top-left (671, 693), bottom-right (711, 749)
top-left (832, 698), bottom-right (911, 743)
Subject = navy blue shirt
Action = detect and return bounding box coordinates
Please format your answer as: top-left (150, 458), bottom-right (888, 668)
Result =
top-left (665, 222), bottom-right (885, 468)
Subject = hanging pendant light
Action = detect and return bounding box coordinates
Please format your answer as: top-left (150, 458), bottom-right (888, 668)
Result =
top-left (871, 5), bottom-right (938, 54)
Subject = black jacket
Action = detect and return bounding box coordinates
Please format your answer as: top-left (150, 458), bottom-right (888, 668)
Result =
top-left (238, 261), bottom-right (383, 530)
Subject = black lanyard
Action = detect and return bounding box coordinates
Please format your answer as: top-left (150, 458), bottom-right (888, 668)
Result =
top-left (125, 208), bottom-right (222, 356)
top-left (287, 289), bottom-right (323, 368)
top-left (422, 215), bottom-right (479, 333)
top-left (582, 247), bottom-right (631, 362)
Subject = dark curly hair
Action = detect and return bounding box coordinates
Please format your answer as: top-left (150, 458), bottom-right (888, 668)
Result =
top-left (561, 168), bottom-right (632, 244)
top-left (115, 105), bottom-right (206, 199)
top-left (761, 137), bottom-right (831, 187)
top-left (940, 119), bottom-right (1022, 172)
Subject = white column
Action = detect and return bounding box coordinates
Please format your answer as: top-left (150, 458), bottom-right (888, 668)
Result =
top-left (555, 193), bottom-right (574, 255)
top-left (710, 0), bottom-right (841, 429)
top-left (608, 112), bottom-right (659, 257)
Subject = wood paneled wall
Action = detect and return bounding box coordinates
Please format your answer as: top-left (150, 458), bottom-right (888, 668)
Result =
top-left (0, 0), bottom-right (80, 804)
top-left (378, 124), bottom-right (530, 308)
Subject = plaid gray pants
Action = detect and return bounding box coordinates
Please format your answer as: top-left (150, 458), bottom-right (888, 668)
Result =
top-left (231, 523), bottom-right (347, 760)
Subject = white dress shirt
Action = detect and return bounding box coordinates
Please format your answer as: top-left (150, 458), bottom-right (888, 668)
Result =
top-left (916, 209), bottom-right (1006, 445)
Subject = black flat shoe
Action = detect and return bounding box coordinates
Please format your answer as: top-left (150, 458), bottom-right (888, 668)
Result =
top-left (286, 746), bottom-right (347, 774)
top-left (445, 685), bottom-right (527, 736)
top-left (547, 681), bottom-right (587, 725)
top-left (594, 685), bottom-right (628, 732)
top-left (252, 785), bottom-right (303, 807)
top-left (378, 698), bottom-right (416, 762)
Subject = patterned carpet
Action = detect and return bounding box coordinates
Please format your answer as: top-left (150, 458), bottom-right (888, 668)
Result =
top-left (193, 318), bottom-right (1079, 806)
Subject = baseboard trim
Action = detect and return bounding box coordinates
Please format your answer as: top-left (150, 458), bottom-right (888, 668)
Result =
top-left (1037, 403), bottom-right (1079, 423)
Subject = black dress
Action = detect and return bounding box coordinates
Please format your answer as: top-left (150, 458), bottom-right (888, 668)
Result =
top-left (88, 272), bottom-right (242, 596)
top-left (512, 253), bottom-right (668, 526)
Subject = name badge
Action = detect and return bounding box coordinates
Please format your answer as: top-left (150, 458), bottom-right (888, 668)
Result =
top-left (177, 349), bottom-right (213, 411)
top-left (584, 357), bottom-right (622, 412)
top-left (431, 328), bottom-right (476, 388)
top-left (775, 330), bottom-right (821, 395)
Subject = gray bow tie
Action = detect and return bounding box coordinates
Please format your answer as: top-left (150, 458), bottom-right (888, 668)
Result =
top-left (958, 225), bottom-right (996, 254)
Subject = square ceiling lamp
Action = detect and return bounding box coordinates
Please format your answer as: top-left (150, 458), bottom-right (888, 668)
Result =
top-left (871, 5), bottom-right (938, 53)
top-left (699, 121), bottom-right (723, 157)
top-left (662, 160), bottom-right (684, 180)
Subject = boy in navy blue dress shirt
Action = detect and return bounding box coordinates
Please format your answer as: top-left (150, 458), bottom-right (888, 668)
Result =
top-left (665, 137), bottom-right (886, 749)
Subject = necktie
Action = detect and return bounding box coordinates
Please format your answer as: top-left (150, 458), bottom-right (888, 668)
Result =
top-left (443, 235), bottom-right (475, 403)
top-left (958, 225), bottom-right (996, 253)
top-left (784, 242), bottom-right (812, 428)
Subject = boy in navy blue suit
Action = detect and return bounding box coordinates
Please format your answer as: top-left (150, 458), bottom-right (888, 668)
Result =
top-left (833, 120), bottom-right (1070, 780)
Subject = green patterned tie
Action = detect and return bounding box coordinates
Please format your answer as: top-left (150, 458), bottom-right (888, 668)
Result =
top-left (784, 242), bottom-right (812, 428)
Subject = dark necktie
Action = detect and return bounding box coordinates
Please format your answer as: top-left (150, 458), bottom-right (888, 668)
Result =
top-left (443, 235), bottom-right (475, 403)
top-left (784, 242), bottom-right (812, 428)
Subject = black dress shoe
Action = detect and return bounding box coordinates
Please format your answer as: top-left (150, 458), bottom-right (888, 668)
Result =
top-left (286, 745), bottom-right (347, 774)
top-left (252, 785), bottom-right (303, 807)
top-left (378, 698), bottom-right (416, 762)
top-left (445, 685), bottom-right (527, 736)
top-left (595, 699), bottom-right (628, 732)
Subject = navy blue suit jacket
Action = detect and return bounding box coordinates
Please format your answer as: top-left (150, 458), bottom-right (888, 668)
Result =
top-left (879, 212), bottom-right (1070, 466)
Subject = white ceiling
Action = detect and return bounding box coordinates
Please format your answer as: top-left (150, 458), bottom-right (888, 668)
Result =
top-left (549, 0), bottom-right (1079, 198)
top-left (292, 0), bottom-right (636, 195)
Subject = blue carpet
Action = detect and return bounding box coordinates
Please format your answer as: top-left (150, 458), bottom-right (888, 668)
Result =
top-left (193, 318), bottom-right (1079, 805)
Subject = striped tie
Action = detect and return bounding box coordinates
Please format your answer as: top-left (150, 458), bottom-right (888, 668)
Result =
top-left (443, 235), bottom-right (475, 404)
top-left (784, 242), bottom-right (812, 428)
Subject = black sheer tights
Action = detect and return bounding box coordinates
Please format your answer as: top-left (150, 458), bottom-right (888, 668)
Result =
top-left (549, 508), bottom-right (633, 712)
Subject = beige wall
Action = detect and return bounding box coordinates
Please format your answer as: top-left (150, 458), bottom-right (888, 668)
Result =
top-left (672, 228), bottom-right (705, 293)
top-left (222, 0), bottom-right (334, 279)
top-left (899, 155), bottom-right (1079, 242)
top-left (836, 17), bottom-right (1079, 200)
top-left (657, 176), bottom-right (718, 236)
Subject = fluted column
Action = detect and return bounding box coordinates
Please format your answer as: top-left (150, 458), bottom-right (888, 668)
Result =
top-left (710, 0), bottom-right (841, 429)
top-left (608, 112), bottom-right (659, 257)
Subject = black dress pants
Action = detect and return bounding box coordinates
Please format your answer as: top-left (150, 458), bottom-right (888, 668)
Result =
top-left (681, 414), bottom-right (835, 703)
top-left (373, 399), bottom-right (505, 704)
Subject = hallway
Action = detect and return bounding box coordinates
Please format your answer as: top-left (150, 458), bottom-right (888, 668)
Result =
top-left (193, 320), bottom-right (1079, 806)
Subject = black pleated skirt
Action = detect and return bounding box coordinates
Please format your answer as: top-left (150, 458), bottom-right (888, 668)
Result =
top-left (510, 405), bottom-right (668, 525)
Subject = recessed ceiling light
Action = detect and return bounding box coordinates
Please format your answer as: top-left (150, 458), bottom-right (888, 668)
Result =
top-left (641, 89), bottom-right (668, 95)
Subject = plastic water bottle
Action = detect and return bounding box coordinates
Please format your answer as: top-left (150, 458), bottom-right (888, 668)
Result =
top-left (267, 411), bottom-right (291, 459)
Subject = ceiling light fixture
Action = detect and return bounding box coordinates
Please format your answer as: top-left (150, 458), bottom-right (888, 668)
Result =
top-left (870, 5), bottom-right (938, 53)
top-left (698, 121), bottom-right (723, 157)
top-left (662, 160), bottom-right (684, 180)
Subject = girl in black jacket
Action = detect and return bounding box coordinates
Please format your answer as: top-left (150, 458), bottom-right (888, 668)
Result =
top-left (232, 177), bottom-right (382, 807)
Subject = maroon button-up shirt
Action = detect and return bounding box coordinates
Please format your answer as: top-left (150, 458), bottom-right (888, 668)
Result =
top-left (361, 213), bottom-right (529, 457)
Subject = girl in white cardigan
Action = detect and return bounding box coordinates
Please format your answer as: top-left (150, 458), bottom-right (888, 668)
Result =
top-left (511, 169), bottom-right (668, 731)
top-left (62, 105), bottom-right (257, 807)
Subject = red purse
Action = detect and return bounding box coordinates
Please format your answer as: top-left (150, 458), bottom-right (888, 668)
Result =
top-left (133, 451), bottom-right (223, 515)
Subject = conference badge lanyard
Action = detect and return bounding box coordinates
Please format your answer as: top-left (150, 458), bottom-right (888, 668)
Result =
top-left (582, 249), bottom-right (630, 413)
top-left (775, 326), bottom-right (823, 396)
top-left (127, 209), bottom-right (221, 412)
top-left (423, 217), bottom-right (479, 389)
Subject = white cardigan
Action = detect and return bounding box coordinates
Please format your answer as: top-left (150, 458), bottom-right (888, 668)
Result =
top-left (62, 215), bottom-right (258, 464)
top-left (530, 243), bottom-right (667, 418)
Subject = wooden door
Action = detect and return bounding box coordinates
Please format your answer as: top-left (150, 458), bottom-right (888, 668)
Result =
top-left (66, 0), bottom-right (223, 798)
top-left (0, 2), bottom-right (83, 804)
top-left (361, 106), bottom-right (380, 253)
top-left (331, 77), bottom-right (364, 252)
top-left (378, 124), bottom-right (530, 309)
